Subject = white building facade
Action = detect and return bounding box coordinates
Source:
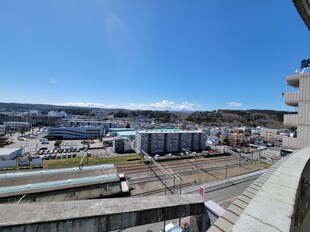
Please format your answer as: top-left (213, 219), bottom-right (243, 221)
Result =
top-left (283, 72), bottom-right (310, 149)
top-left (48, 121), bottom-right (118, 139)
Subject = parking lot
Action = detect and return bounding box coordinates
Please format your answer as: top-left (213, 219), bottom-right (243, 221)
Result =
top-left (3, 128), bottom-right (137, 164)
top-left (34, 147), bottom-right (81, 160)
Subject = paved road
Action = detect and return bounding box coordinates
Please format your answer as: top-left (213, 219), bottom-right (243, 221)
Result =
top-left (121, 178), bottom-right (256, 232)
top-left (201, 179), bottom-right (255, 203)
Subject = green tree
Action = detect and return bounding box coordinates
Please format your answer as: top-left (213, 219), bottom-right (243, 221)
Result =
top-left (54, 140), bottom-right (62, 147)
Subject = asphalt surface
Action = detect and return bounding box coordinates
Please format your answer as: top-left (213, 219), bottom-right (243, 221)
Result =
top-left (121, 179), bottom-right (256, 232)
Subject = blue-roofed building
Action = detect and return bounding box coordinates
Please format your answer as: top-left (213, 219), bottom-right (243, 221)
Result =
top-left (108, 128), bottom-right (136, 137)
top-left (115, 131), bottom-right (136, 140)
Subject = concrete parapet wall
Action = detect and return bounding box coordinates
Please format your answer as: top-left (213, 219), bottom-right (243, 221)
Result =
top-left (0, 194), bottom-right (205, 232)
top-left (209, 146), bottom-right (310, 232)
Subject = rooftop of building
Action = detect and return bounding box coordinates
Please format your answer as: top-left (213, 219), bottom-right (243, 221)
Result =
top-left (0, 164), bottom-right (118, 198)
top-left (137, 128), bottom-right (204, 134)
top-left (0, 148), bottom-right (22, 156)
top-left (116, 131), bottom-right (136, 136)
top-left (3, 121), bottom-right (29, 124)
top-left (65, 120), bottom-right (116, 123)
top-left (108, 128), bottom-right (136, 132)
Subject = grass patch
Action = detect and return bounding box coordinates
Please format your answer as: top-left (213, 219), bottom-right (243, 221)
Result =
top-left (43, 154), bottom-right (143, 168)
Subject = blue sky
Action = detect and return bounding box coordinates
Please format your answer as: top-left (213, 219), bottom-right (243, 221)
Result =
top-left (0, 1), bottom-right (309, 111)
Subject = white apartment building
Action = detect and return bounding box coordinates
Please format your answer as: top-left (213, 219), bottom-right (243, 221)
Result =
top-left (3, 122), bottom-right (30, 132)
top-left (283, 72), bottom-right (310, 149)
top-left (135, 129), bottom-right (206, 155)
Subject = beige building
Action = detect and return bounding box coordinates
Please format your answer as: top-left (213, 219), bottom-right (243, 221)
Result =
top-left (260, 128), bottom-right (278, 140)
top-left (283, 72), bottom-right (310, 149)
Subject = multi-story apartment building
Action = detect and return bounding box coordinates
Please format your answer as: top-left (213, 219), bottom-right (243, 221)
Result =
top-left (0, 112), bottom-right (28, 124)
top-left (260, 128), bottom-right (278, 140)
top-left (166, 133), bottom-right (180, 153)
top-left (283, 72), bottom-right (310, 149)
top-left (3, 122), bottom-right (30, 132)
top-left (135, 129), bottom-right (206, 155)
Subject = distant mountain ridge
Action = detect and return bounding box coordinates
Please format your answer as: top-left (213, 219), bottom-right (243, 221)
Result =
top-left (0, 102), bottom-right (293, 128)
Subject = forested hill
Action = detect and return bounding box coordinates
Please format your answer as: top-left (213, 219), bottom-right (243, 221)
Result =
top-left (185, 110), bottom-right (294, 128)
top-left (107, 109), bottom-right (294, 128)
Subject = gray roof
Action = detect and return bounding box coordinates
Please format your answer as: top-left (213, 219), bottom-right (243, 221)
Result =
top-left (0, 148), bottom-right (22, 156)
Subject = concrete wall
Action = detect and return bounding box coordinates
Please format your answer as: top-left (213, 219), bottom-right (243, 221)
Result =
top-left (209, 146), bottom-right (310, 231)
top-left (0, 194), bottom-right (205, 232)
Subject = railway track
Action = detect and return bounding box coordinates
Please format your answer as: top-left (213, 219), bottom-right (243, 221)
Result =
top-left (131, 182), bottom-right (195, 196)
top-left (117, 155), bottom-right (240, 174)
top-left (128, 161), bottom-right (254, 185)
top-left (126, 156), bottom-right (257, 197)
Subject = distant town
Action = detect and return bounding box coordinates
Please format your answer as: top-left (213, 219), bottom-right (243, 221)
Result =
top-left (0, 102), bottom-right (296, 159)
top-left (1, 0), bottom-right (309, 230)
top-left (0, 101), bottom-right (300, 231)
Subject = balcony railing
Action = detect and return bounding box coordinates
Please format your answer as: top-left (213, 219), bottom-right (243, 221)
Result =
top-left (283, 114), bottom-right (299, 126)
top-left (285, 91), bottom-right (299, 106)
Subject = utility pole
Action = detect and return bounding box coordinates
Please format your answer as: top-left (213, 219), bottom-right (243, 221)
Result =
top-left (173, 174), bottom-right (176, 194)
top-left (176, 174), bottom-right (183, 226)
top-left (259, 151), bottom-right (261, 168)
top-left (164, 180), bottom-right (167, 195)
top-left (225, 163), bottom-right (228, 179)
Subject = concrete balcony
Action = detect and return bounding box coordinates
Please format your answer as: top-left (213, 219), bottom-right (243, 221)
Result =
top-left (283, 114), bottom-right (299, 126)
top-left (282, 137), bottom-right (299, 149)
top-left (285, 91), bottom-right (299, 107)
top-left (286, 75), bottom-right (300, 88)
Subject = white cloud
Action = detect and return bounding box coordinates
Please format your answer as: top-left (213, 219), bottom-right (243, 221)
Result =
top-left (56, 100), bottom-right (202, 111)
top-left (227, 101), bottom-right (242, 107)
top-left (57, 102), bottom-right (120, 109)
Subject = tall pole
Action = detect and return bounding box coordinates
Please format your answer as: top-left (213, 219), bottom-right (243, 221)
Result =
top-left (164, 180), bottom-right (166, 232)
top-left (164, 180), bottom-right (167, 195)
top-left (259, 151), bottom-right (261, 168)
top-left (179, 179), bottom-right (181, 194)
top-left (173, 175), bottom-right (176, 194)
top-left (225, 163), bottom-right (227, 179)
